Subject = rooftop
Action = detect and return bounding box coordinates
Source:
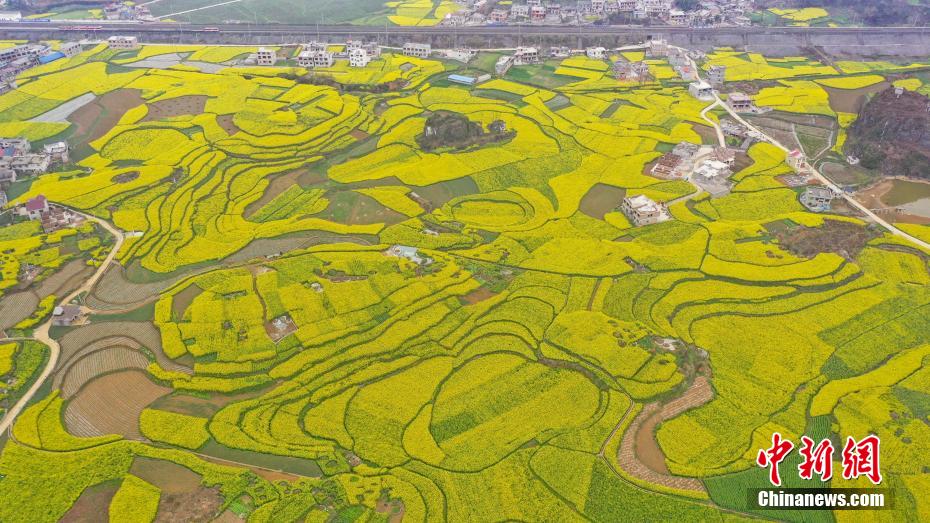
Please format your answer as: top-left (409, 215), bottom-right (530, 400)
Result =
top-left (626, 194), bottom-right (662, 212)
top-left (25, 195), bottom-right (47, 211)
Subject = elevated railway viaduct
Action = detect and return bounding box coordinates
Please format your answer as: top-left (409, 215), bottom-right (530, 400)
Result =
top-left (1, 23), bottom-right (929, 57)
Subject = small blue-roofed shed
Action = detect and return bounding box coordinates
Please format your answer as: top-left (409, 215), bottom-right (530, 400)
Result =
top-left (38, 52), bottom-right (65, 64)
top-left (448, 74), bottom-right (476, 86)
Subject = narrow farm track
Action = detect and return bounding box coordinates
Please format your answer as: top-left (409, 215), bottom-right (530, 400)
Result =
top-left (699, 99), bottom-right (727, 148)
top-left (0, 209), bottom-right (125, 436)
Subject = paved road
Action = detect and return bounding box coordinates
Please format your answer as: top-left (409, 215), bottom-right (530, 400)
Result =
top-left (0, 210), bottom-right (124, 436)
top-left (661, 41), bottom-right (930, 252)
top-left (716, 95), bottom-right (930, 251)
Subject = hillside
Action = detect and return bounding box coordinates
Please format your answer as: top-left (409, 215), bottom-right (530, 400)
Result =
top-left (847, 87), bottom-right (930, 180)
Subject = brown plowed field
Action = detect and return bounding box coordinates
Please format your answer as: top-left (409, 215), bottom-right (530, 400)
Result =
top-left (86, 263), bottom-right (186, 311)
top-left (63, 370), bottom-right (171, 439)
top-left (59, 346), bottom-right (150, 398)
top-left (68, 89), bottom-right (146, 146)
top-left (56, 322), bottom-right (191, 376)
top-left (141, 95), bottom-right (208, 122)
top-left (130, 457), bottom-right (225, 522)
top-left (59, 481), bottom-right (120, 523)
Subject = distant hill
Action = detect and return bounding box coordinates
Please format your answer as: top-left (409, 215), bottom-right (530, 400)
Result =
top-left (847, 87), bottom-right (930, 180)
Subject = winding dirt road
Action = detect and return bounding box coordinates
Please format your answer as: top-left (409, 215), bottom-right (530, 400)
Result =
top-left (0, 209), bottom-right (124, 435)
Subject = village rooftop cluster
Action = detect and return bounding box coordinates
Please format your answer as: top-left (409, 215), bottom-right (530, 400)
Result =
top-left (0, 137), bottom-right (69, 208)
top-left (443, 0), bottom-right (754, 27)
top-left (0, 41), bottom-right (82, 93)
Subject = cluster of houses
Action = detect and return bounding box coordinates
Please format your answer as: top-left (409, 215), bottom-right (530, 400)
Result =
top-left (785, 149), bottom-right (836, 212)
top-left (494, 46), bottom-right (541, 75)
top-left (0, 42), bottom-right (82, 92)
top-left (103, 1), bottom-right (154, 21)
top-left (0, 137), bottom-right (69, 209)
top-left (651, 141), bottom-right (737, 197)
top-left (621, 143), bottom-right (836, 228)
top-left (10, 194), bottom-right (84, 233)
top-left (290, 41), bottom-right (432, 70)
top-left (385, 245), bottom-right (434, 266)
top-left (720, 118), bottom-right (767, 149)
top-left (655, 43), bottom-right (703, 82)
top-left (613, 59), bottom-right (651, 82)
top-left (443, 0), bottom-right (753, 27)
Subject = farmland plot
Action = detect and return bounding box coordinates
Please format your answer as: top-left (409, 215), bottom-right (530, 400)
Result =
top-left (1, 43), bottom-right (929, 522)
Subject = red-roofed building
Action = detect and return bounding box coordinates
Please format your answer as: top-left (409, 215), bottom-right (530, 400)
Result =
top-left (23, 194), bottom-right (48, 220)
top-left (787, 149), bottom-right (812, 175)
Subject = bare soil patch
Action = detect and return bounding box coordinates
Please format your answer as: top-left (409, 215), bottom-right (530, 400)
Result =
top-left (216, 114), bottom-right (240, 136)
top-left (213, 511), bottom-right (242, 523)
top-left (36, 259), bottom-right (94, 298)
top-left (68, 89), bottom-right (146, 146)
top-left (318, 191), bottom-right (406, 226)
top-left (156, 485), bottom-right (224, 523)
top-left (131, 457), bottom-right (203, 493)
top-left (150, 387), bottom-right (273, 418)
top-left (731, 150), bottom-right (753, 172)
top-left (56, 322), bottom-right (191, 376)
top-left (0, 291), bottom-right (39, 331)
top-left (776, 219), bottom-right (878, 259)
top-left (349, 129), bottom-right (370, 140)
top-left (171, 283), bottom-right (203, 320)
top-left (856, 178), bottom-right (895, 210)
top-left (692, 123), bottom-right (720, 145)
top-left (298, 167), bottom-right (327, 187)
top-left (142, 95), bottom-right (208, 122)
top-left (86, 263), bottom-right (188, 312)
top-left (579, 183), bottom-right (626, 220)
top-left (244, 169), bottom-right (304, 219)
top-left (63, 370), bottom-right (171, 439)
top-left (823, 81), bottom-right (890, 114)
top-left (60, 481), bottom-right (120, 523)
top-left (376, 498), bottom-right (405, 523)
top-left (111, 171), bottom-right (139, 184)
top-left (460, 286), bottom-right (496, 305)
top-left (59, 346), bottom-right (151, 398)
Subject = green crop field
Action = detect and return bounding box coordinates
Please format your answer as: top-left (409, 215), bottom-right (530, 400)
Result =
top-left (0, 40), bottom-right (928, 521)
top-left (144, 0), bottom-right (464, 26)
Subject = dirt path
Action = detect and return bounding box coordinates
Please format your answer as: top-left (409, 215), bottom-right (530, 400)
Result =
top-left (0, 209), bottom-right (125, 436)
top-left (699, 99), bottom-right (727, 148)
top-left (616, 376), bottom-right (713, 494)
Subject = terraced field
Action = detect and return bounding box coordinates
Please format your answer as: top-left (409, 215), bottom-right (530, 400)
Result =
top-left (0, 41), bottom-right (928, 521)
